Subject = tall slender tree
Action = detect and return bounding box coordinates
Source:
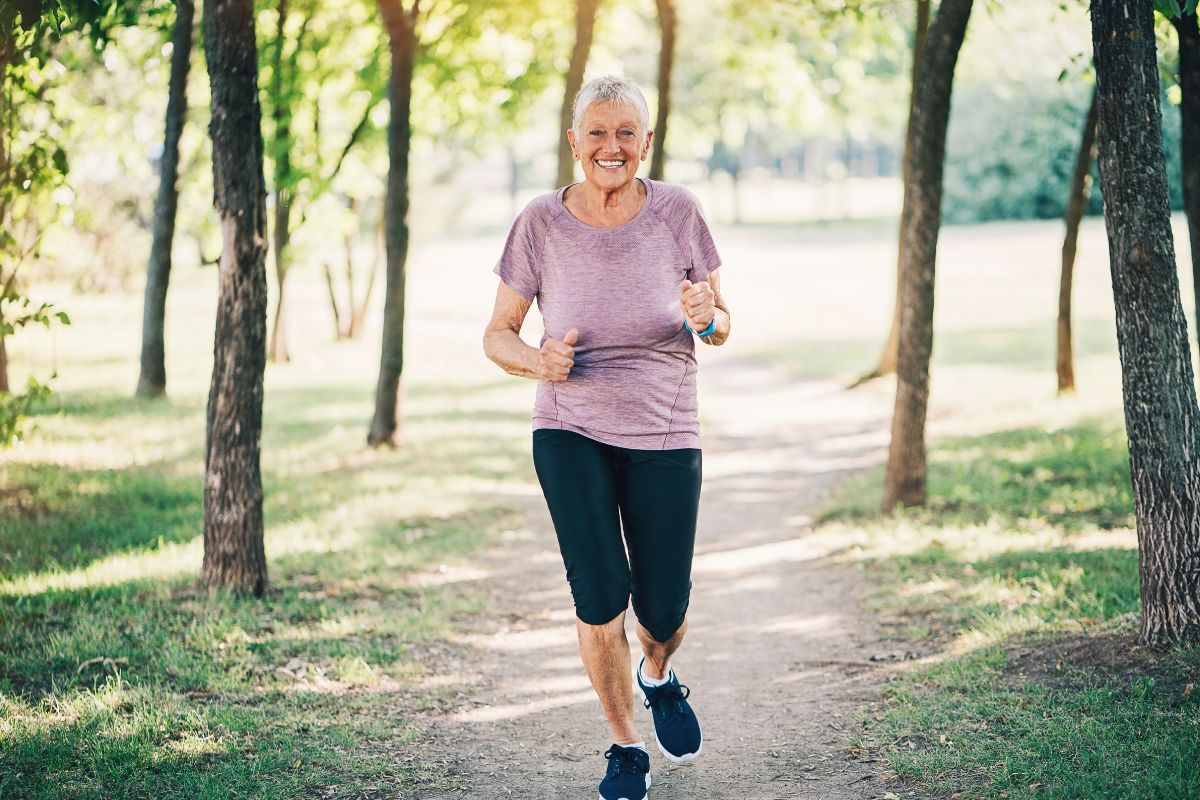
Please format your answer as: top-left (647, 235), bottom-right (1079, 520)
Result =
top-left (648, 0), bottom-right (674, 182)
top-left (1057, 86), bottom-right (1099, 394)
top-left (555, 0), bottom-right (599, 189)
top-left (1092, 0), bottom-right (1200, 645)
top-left (267, 0), bottom-right (295, 364)
top-left (853, 0), bottom-right (929, 388)
top-left (367, 0), bottom-right (417, 447)
top-left (882, 0), bottom-right (973, 511)
top-left (137, 0), bottom-right (195, 397)
top-left (1173, 12), bottom-right (1200, 353)
top-left (202, 0), bottom-right (270, 595)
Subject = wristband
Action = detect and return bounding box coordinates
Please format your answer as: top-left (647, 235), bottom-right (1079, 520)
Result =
top-left (686, 318), bottom-right (717, 338)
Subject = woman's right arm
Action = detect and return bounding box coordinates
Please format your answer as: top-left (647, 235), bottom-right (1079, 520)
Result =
top-left (482, 282), bottom-right (574, 381)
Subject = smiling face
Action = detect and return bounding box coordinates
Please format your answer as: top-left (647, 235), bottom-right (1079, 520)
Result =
top-left (567, 101), bottom-right (653, 192)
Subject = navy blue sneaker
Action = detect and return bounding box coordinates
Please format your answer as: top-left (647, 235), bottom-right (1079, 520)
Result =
top-left (599, 744), bottom-right (650, 800)
top-left (634, 657), bottom-right (702, 764)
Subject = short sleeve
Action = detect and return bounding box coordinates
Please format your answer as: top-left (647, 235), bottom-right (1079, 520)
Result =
top-left (493, 204), bottom-right (543, 301)
top-left (682, 194), bottom-right (722, 284)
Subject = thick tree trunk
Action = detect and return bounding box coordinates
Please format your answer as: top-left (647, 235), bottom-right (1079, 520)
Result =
top-left (648, 0), bottom-right (674, 182)
top-left (1057, 87), bottom-right (1099, 395)
top-left (854, 0), bottom-right (930, 388)
top-left (556, 0), bottom-right (599, 189)
top-left (882, 0), bottom-right (973, 511)
top-left (1175, 13), bottom-right (1200, 355)
top-left (268, 0), bottom-right (291, 363)
top-left (137, 0), bottom-right (194, 398)
top-left (1092, 0), bottom-right (1200, 645)
top-left (368, 0), bottom-right (417, 447)
top-left (201, 0), bottom-right (269, 596)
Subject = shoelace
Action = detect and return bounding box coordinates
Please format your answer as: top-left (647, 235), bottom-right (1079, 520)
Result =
top-left (643, 681), bottom-right (691, 717)
top-left (604, 745), bottom-right (648, 777)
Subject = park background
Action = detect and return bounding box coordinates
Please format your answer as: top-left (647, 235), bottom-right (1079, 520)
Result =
top-left (3, 0), bottom-right (1200, 798)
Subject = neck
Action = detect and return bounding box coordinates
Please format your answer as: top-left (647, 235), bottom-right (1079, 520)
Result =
top-left (580, 178), bottom-right (643, 214)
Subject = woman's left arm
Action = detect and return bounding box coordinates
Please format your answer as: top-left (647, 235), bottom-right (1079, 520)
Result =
top-left (699, 269), bottom-right (731, 347)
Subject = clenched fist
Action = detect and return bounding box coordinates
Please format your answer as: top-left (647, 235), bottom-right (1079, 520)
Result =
top-left (679, 279), bottom-right (716, 332)
top-left (539, 328), bottom-right (578, 382)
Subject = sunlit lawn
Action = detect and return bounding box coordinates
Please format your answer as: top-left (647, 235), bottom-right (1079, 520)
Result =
top-left (1, 260), bottom-right (539, 797)
top-left (822, 418), bottom-right (1200, 798)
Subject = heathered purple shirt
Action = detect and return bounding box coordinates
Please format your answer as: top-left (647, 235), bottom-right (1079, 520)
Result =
top-left (494, 178), bottom-right (722, 450)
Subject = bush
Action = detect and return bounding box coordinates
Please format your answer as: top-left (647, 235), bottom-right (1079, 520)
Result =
top-left (943, 82), bottom-right (1183, 224)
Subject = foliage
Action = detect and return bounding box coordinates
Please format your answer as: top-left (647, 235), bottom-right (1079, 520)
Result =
top-left (942, 81), bottom-right (1183, 223)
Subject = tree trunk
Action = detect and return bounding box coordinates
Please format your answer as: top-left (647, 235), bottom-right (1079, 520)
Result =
top-left (648, 0), bottom-right (674, 182)
top-left (1174, 13), bottom-right (1200, 355)
top-left (351, 225), bottom-right (381, 339)
top-left (201, 0), bottom-right (269, 596)
top-left (368, 0), bottom-right (417, 447)
top-left (556, 0), bottom-right (600, 189)
top-left (854, 0), bottom-right (930, 388)
top-left (136, 0), bottom-right (194, 398)
top-left (268, 0), bottom-right (291, 363)
top-left (1057, 86), bottom-right (1099, 395)
top-left (1092, 0), bottom-right (1200, 646)
top-left (0, 312), bottom-right (7, 394)
top-left (882, 0), bottom-right (973, 511)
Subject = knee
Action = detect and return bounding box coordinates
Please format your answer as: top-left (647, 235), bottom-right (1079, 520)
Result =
top-left (577, 610), bottom-right (627, 647)
top-left (638, 615), bottom-right (686, 646)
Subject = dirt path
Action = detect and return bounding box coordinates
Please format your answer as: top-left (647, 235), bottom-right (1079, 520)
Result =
top-left (409, 356), bottom-right (913, 799)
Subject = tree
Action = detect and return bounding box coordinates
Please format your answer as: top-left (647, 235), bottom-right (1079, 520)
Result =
top-left (648, 0), bottom-right (674, 182)
top-left (882, 0), bottom-right (973, 511)
top-left (266, 0), bottom-right (301, 364)
top-left (1057, 85), bottom-right (1098, 394)
top-left (201, 0), bottom-right (269, 595)
top-left (555, 0), bottom-right (599, 189)
top-left (853, 0), bottom-right (929, 388)
top-left (137, 0), bottom-right (195, 397)
top-left (1092, 0), bottom-right (1200, 645)
top-left (367, 0), bottom-right (417, 448)
top-left (1173, 12), bottom-right (1200, 354)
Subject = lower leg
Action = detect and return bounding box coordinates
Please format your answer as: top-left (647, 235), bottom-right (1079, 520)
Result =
top-left (636, 617), bottom-right (687, 681)
top-left (577, 612), bottom-right (641, 745)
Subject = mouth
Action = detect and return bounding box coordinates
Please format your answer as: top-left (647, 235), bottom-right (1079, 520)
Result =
top-left (595, 159), bottom-right (626, 170)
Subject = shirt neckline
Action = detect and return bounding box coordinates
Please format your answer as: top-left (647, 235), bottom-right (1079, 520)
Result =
top-left (556, 177), bottom-right (654, 232)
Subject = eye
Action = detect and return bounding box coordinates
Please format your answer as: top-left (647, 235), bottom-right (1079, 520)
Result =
top-left (619, 129), bottom-right (635, 138)
top-left (588, 130), bottom-right (603, 137)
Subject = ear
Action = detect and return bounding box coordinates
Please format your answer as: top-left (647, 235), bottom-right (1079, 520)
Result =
top-left (567, 129), bottom-right (579, 159)
top-left (643, 128), bottom-right (654, 159)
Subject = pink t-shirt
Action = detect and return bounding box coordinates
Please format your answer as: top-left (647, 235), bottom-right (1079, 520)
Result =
top-left (494, 178), bottom-right (722, 450)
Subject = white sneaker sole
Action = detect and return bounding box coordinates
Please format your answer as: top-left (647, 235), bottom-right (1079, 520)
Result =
top-left (632, 665), bottom-right (703, 766)
top-left (598, 772), bottom-right (651, 800)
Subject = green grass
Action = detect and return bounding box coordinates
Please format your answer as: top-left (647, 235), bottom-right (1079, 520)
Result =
top-left (0, 377), bottom-right (534, 799)
top-left (818, 417), bottom-right (1200, 799)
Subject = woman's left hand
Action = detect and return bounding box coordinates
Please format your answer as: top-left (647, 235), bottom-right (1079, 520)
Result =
top-left (679, 279), bottom-right (715, 331)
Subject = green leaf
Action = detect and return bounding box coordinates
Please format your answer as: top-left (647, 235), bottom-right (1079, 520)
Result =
top-left (55, 311), bottom-right (71, 325)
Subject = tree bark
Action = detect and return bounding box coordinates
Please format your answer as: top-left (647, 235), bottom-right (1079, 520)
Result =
top-left (854, 0), bottom-right (930, 388)
top-left (1092, 0), bottom-right (1200, 646)
top-left (648, 0), bottom-right (674, 182)
top-left (1174, 13), bottom-right (1200, 355)
top-left (368, 0), bottom-right (417, 447)
top-left (1057, 86), bottom-right (1099, 395)
top-left (556, 0), bottom-right (599, 189)
top-left (136, 0), bottom-right (195, 398)
top-left (882, 0), bottom-right (973, 511)
top-left (201, 0), bottom-right (269, 596)
top-left (268, 0), bottom-right (291, 363)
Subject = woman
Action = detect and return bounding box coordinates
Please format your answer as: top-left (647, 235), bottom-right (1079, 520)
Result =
top-left (482, 75), bottom-right (730, 800)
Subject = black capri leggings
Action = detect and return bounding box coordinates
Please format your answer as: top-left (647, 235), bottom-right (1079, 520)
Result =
top-left (531, 428), bottom-right (702, 643)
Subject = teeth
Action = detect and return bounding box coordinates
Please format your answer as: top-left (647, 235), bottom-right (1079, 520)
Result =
top-left (597, 160), bottom-right (625, 168)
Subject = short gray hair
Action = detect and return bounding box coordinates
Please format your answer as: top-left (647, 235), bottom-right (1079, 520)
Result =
top-left (571, 75), bottom-right (651, 135)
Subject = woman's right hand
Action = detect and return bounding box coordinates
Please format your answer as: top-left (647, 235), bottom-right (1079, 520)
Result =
top-left (538, 328), bottom-right (578, 382)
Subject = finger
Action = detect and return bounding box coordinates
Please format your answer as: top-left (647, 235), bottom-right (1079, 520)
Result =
top-left (679, 279), bottom-right (693, 296)
top-left (562, 328), bottom-right (579, 346)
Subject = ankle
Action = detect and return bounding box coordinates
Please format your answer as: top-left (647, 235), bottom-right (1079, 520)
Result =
top-left (639, 655), bottom-right (670, 684)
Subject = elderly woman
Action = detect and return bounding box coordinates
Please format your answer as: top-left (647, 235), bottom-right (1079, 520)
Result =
top-left (483, 75), bottom-right (730, 800)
